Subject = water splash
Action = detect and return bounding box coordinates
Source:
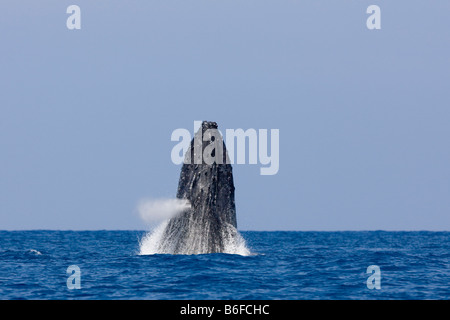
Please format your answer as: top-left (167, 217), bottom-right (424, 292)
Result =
top-left (28, 249), bottom-right (42, 255)
top-left (138, 198), bottom-right (191, 223)
top-left (139, 221), bottom-right (251, 256)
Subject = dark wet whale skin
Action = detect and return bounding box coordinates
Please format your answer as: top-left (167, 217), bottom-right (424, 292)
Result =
top-left (159, 121), bottom-right (237, 254)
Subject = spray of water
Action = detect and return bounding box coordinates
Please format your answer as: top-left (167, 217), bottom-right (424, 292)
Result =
top-left (138, 198), bottom-right (191, 223)
top-left (137, 199), bottom-right (251, 256)
top-left (139, 221), bottom-right (251, 256)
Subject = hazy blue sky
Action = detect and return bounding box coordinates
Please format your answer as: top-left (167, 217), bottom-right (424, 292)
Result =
top-left (1, 1), bottom-right (449, 230)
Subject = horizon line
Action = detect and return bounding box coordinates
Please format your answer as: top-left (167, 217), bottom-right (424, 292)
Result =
top-left (0, 229), bottom-right (449, 232)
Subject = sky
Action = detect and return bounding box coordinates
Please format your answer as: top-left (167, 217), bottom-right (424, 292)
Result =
top-left (1, 1), bottom-right (450, 231)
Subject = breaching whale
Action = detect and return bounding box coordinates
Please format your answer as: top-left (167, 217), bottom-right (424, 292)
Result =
top-left (156, 121), bottom-right (239, 254)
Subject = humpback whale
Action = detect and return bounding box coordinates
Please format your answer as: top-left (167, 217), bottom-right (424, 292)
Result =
top-left (156, 121), bottom-right (239, 254)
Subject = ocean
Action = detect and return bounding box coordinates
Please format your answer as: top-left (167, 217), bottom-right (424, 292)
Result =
top-left (0, 230), bottom-right (448, 300)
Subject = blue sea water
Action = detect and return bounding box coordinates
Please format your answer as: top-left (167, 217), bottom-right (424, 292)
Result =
top-left (0, 231), bottom-right (448, 300)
